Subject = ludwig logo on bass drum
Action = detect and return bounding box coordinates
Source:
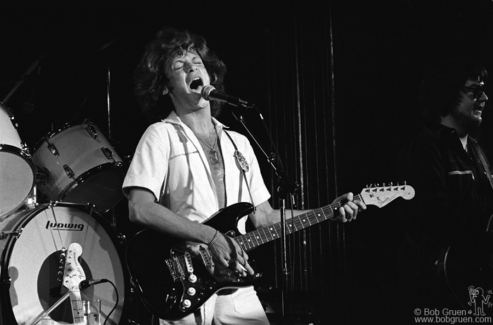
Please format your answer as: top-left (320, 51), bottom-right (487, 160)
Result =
top-left (45, 220), bottom-right (85, 231)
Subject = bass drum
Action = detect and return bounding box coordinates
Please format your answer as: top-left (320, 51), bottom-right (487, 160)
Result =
top-left (0, 102), bottom-right (35, 218)
top-left (0, 203), bottom-right (129, 325)
top-left (32, 120), bottom-right (127, 215)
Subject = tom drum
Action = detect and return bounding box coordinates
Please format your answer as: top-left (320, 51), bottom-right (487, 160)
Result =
top-left (32, 120), bottom-right (127, 215)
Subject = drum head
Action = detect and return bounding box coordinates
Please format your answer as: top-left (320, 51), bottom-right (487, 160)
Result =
top-left (0, 203), bottom-right (128, 325)
top-left (0, 148), bottom-right (34, 217)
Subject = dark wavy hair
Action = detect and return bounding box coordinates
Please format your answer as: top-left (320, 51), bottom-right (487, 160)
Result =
top-left (134, 27), bottom-right (227, 122)
top-left (419, 58), bottom-right (488, 124)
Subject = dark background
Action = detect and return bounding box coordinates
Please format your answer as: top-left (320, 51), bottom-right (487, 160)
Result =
top-left (2, 1), bottom-right (493, 324)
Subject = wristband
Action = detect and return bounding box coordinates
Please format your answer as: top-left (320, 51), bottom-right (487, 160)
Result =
top-left (208, 229), bottom-right (219, 247)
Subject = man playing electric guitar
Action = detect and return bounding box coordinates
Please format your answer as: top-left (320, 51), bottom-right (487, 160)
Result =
top-left (123, 27), bottom-right (366, 325)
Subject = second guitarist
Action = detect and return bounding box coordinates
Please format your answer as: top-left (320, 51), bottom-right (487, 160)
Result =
top-left (124, 27), bottom-right (366, 325)
top-left (394, 59), bottom-right (492, 322)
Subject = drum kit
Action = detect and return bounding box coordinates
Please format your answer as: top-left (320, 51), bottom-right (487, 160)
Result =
top-left (0, 102), bottom-right (131, 325)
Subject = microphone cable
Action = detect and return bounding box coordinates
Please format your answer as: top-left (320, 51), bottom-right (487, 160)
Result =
top-left (102, 279), bottom-right (119, 325)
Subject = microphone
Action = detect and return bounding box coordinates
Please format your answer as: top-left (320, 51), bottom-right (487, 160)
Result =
top-left (79, 278), bottom-right (109, 290)
top-left (201, 85), bottom-right (253, 108)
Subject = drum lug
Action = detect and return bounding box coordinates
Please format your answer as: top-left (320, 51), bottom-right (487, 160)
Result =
top-left (63, 164), bottom-right (75, 180)
top-left (101, 147), bottom-right (117, 162)
top-left (46, 141), bottom-right (59, 157)
top-left (9, 115), bottom-right (19, 129)
top-left (85, 121), bottom-right (98, 140)
top-left (20, 142), bottom-right (31, 157)
top-left (0, 229), bottom-right (23, 240)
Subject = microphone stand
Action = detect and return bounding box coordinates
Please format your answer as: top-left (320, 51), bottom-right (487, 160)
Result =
top-left (231, 105), bottom-right (299, 325)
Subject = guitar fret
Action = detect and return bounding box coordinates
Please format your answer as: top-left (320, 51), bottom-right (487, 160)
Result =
top-left (244, 235), bottom-right (253, 250)
top-left (269, 225), bottom-right (279, 240)
top-left (261, 227), bottom-right (270, 242)
top-left (245, 235), bottom-right (254, 250)
top-left (249, 233), bottom-right (257, 248)
top-left (238, 237), bottom-right (247, 250)
top-left (258, 227), bottom-right (269, 248)
top-left (250, 232), bottom-right (260, 247)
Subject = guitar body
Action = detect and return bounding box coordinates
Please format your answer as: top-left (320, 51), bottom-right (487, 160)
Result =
top-left (126, 202), bottom-right (256, 321)
top-left (438, 230), bottom-right (493, 312)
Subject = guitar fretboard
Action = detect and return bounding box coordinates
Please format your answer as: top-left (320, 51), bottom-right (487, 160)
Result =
top-left (235, 194), bottom-right (363, 251)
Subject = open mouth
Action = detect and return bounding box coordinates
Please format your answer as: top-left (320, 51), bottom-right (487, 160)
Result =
top-left (474, 103), bottom-right (485, 112)
top-left (190, 77), bottom-right (204, 91)
top-left (473, 105), bottom-right (484, 117)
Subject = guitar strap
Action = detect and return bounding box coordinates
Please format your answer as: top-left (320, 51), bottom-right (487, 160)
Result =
top-left (223, 130), bottom-right (256, 212)
top-left (476, 146), bottom-right (493, 190)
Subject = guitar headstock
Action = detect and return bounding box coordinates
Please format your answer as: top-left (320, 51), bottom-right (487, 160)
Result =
top-left (360, 183), bottom-right (415, 208)
top-left (62, 243), bottom-right (86, 291)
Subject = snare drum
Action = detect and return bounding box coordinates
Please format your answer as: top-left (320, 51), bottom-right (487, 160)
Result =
top-left (0, 102), bottom-right (35, 218)
top-left (0, 202), bottom-right (129, 325)
top-left (32, 120), bottom-right (127, 214)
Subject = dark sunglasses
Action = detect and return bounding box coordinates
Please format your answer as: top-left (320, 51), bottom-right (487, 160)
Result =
top-left (461, 84), bottom-right (488, 100)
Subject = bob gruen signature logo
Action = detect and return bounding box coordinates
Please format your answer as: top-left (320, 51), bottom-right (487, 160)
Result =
top-left (468, 286), bottom-right (493, 316)
top-left (45, 221), bottom-right (84, 231)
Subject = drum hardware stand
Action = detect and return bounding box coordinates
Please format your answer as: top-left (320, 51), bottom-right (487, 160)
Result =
top-left (2, 58), bottom-right (41, 104)
top-left (25, 185), bottom-right (38, 210)
top-left (107, 66), bottom-right (112, 142)
top-left (31, 291), bottom-right (71, 325)
top-left (0, 228), bottom-right (22, 240)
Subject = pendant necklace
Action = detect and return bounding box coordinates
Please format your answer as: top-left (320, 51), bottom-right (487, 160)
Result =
top-left (197, 134), bottom-right (220, 165)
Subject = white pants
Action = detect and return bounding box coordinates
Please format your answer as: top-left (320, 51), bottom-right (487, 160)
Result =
top-left (158, 286), bottom-right (269, 325)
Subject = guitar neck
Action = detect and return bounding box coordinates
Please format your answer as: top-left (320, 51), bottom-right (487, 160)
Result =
top-left (69, 291), bottom-right (85, 325)
top-left (235, 194), bottom-right (362, 252)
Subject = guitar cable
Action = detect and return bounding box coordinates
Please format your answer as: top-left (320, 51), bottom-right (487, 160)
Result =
top-left (102, 280), bottom-right (119, 325)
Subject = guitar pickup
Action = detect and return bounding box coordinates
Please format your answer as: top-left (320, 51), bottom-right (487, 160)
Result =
top-left (184, 252), bottom-right (194, 274)
top-left (199, 245), bottom-right (214, 270)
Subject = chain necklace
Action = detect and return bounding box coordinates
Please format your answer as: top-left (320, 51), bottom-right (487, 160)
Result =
top-left (196, 133), bottom-right (220, 165)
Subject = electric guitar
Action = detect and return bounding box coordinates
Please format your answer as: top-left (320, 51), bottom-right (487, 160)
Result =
top-left (126, 184), bottom-right (415, 320)
top-left (62, 243), bottom-right (87, 325)
top-left (437, 217), bottom-right (493, 313)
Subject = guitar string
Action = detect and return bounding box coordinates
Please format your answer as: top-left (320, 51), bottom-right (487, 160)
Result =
top-left (238, 193), bottom-right (366, 250)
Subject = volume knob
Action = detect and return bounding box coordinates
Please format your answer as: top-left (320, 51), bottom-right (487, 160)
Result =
top-left (182, 299), bottom-right (191, 309)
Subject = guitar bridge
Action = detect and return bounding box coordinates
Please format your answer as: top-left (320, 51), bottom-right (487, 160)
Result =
top-left (165, 258), bottom-right (183, 282)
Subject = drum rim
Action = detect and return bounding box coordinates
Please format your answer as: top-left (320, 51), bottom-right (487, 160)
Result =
top-left (57, 162), bottom-right (127, 213)
top-left (0, 202), bottom-right (96, 279)
top-left (0, 144), bottom-right (32, 157)
top-left (33, 119), bottom-right (99, 151)
top-left (0, 149), bottom-right (36, 219)
top-left (0, 202), bottom-right (131, 324)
